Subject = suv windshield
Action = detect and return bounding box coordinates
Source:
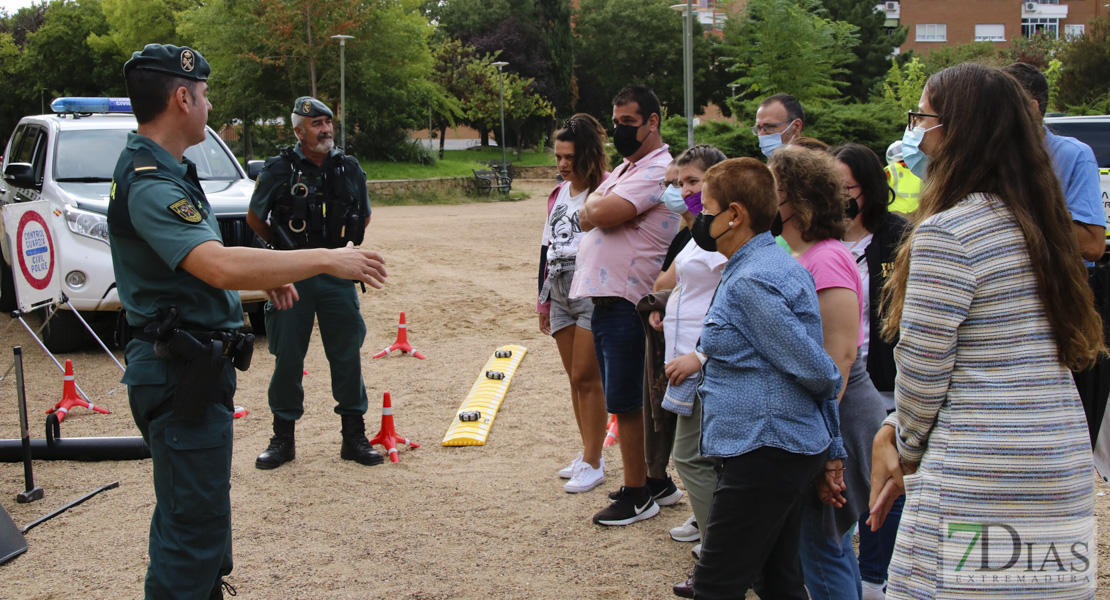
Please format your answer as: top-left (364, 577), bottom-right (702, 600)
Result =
top-left (53, 129), bottom-right (241, 181)
top-left (1046, 121), bottom-right (1110, 169)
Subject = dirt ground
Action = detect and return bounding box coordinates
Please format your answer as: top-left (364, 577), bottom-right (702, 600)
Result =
top-left (0, 179), bottom-right (1108, 599)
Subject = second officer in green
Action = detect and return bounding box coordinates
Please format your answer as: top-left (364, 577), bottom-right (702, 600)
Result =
top-left (247, 96), bottom-right (382, 468)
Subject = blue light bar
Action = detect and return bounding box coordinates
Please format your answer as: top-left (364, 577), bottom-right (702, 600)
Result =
top-left (50, 97), bottom-right (132, 114)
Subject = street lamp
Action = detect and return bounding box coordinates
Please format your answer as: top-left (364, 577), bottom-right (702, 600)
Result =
top-left (728, 83), bottom-right (739, 126)
top-left (492, 61), bottom-right (510, 182)
top-left (670, 2), bottom-right (695, 147)
top-left (331, 34), bottom-right (354, 149)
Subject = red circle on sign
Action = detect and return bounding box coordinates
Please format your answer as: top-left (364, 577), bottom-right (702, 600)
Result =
top-left (16, 210), bottom-right (55, 291)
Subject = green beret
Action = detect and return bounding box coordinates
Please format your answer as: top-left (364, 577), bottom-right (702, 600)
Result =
top-left (292, 97), bottom-right (334, 118)
top-left (124, 44), bottom-right (210, 81)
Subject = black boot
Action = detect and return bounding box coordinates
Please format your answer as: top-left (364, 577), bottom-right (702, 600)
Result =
top-left (340, 414), bottom-right (384, 466)
top-left (255, 417), bottom-right (295, 470)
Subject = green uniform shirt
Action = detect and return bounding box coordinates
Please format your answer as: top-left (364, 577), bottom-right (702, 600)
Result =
top-left (109, 132), bottom-right (242, 330)
top-left (249, 143), bottom-right (370, 230)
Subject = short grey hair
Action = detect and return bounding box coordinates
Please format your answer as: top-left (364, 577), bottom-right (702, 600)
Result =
top-left (290, 113), bottom-right (308, 132)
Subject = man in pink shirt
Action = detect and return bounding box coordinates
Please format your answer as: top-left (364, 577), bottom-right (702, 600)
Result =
top-left (571, 85), bottom-right (680, 526)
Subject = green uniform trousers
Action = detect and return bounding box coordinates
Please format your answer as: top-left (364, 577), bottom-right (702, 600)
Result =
top-left (123, 340), bottom-right (236, 600)
top-left (265, 272), bottom-right (368, 421)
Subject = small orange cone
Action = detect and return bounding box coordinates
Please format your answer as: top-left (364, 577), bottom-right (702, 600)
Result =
top-left (368, 392), bottom-right (419, 463)
top-left (372, 312), bottom-right (426, 359)
top-left (46, 360), bottom-right (109, 423)
top-left (603, 414), bottom-right (619, 447)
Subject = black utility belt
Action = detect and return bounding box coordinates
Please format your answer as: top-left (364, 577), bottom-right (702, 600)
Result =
top-left (134, 327), bottom-right (255, 423)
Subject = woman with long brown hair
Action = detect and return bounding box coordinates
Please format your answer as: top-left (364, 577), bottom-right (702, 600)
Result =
top-left (537, 113), bottom-right (611, 493)
top-left (869, 63), bottom-right (1104, 598)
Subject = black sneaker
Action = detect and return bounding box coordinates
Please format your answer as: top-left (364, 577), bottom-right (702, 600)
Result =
top-left (593, 487), bottom-right (660, 526)
top-left (649, 476), bottom-right (684, 506)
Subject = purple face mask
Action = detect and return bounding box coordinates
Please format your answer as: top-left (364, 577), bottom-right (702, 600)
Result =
top-left (684, 191), bottom-right (703, 215)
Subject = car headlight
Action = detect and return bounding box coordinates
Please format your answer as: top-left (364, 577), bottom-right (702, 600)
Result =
top-left (64, 205), bottom-right (110, 245)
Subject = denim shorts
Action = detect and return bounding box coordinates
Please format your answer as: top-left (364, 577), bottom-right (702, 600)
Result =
top-left (591, 297), bottom-right (645, 414)
top-left (548, 269), bottom-right (593, 333)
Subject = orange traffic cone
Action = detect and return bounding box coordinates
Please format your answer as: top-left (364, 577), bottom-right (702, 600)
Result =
top-left (372, 312), bottom-right (426, 360)
top-left (603, 414), bottom-right (619, 447)
top-left (368, 392), bottom-right (419, 463)
top-left (46, 360), bottom-right (109, 423)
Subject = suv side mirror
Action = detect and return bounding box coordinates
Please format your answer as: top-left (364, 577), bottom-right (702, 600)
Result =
top-left (3, 163), bottom-right (37, 189)
top-left (247, 160), bottom-right (264, 181)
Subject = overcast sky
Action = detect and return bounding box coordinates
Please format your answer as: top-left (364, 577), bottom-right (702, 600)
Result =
top-left (1, 0), bottom-right (40, 14)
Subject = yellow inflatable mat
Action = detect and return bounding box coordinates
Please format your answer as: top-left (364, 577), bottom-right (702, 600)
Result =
top-left (442, 345), bottom-right (527, 446)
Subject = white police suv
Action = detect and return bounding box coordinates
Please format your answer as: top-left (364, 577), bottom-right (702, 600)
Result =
top-left (1044, 115), bottom-right (1110, 254)
top-left (0, 97), bottom-right (267, 352)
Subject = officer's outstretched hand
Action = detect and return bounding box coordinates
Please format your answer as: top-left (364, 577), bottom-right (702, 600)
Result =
top-left (268, 283), bottom-right (299, 310)
top-left (330, 241), bottom-right (387, 289)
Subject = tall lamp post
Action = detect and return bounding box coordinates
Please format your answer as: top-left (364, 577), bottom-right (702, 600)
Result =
top-left (492, 61), bottom-right (510, 181)
top-left (331, 34), bottom-right (354, 149)
top-left (728, 83), bottom-right (739, 126)
top-left (670, 2), bottom-right (695, 148)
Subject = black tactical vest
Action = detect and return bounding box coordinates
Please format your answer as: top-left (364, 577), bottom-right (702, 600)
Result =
top-left (265, 146), bottom-right (366, 250)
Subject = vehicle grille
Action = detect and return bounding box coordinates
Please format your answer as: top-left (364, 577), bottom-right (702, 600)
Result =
top-left (218, 217), bottom-right (262, 248)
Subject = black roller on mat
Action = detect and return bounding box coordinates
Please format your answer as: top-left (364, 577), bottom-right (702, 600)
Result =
top-left (0, 437), bottom-right (150, 462)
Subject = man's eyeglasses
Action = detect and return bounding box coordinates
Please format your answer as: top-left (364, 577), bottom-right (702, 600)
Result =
top-left (907, 111), bottom-right (941, 130)
top-left (751, 119), bottom-right (791, 136)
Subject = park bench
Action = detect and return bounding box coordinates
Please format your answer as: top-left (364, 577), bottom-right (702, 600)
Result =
top-left (471, 168), bottom-right (512, 196)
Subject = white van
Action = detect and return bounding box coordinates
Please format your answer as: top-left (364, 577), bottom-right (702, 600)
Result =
top-left (1044, 115), bottom-right (1110, 254)
top-left (0, 98), bottom-right (267, 351)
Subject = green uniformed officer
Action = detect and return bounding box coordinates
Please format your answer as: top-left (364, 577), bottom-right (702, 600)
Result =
top-left (247, 96), bottom-right (383, 469)
top-left (110, 44), bottom-right (386, 600)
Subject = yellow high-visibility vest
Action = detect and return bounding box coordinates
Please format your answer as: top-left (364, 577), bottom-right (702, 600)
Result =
top-left (885, 162), bottom-right (921, 214)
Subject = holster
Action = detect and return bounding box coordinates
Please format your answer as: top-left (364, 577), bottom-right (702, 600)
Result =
top-left (142, 308), bottom-right (255, 423)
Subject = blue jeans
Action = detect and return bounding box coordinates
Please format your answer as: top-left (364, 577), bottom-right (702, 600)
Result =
top-left (799, 501), bottom-right (862, 600)
top-left (591, 298), bottom-right (645, 414)
top-left (857, 495), bottom-right (904, 585)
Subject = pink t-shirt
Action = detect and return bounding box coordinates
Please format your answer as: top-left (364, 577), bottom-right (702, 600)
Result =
top-left (569, 145), bottom-right (680, 304)
top-left (798, 238), bottom-right (866, 347)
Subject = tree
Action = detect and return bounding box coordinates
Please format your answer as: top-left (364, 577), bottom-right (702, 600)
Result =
top-left (719, 0), bottom-right (858, 103)
top-left (1056, 13), bottom-right (1110, 110)
top-left (574, 0), bottom-right (717, 124)
top-left (87, 0), bottom-right (194, 59)
top-left (181, 0), bottom-right (439, 161)
top-left (20, 0), bottom-right (122, 102)
top-left (881, 56), bottom-right (927, 113)
top-left (821, 0), bottom-right (905, 102)
top-left (428, 37), bottom-right (481, 157)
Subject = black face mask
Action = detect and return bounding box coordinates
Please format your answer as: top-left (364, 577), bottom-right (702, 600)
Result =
top-left (845, 195), bottom-right (860, 220)
top-left (770, 211), bottom-right (794, 237)
top-left (612, 122), bottom-right (644, 157)
top-left (692, 210), bottom-right (728, 253)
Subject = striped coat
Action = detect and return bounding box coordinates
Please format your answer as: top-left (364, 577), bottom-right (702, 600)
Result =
top-left (886, 193), bottom-right (1095, 599)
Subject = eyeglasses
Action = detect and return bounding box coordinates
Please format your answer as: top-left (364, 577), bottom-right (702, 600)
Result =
top-left (907, 111), bottom-right (941, 130)
top-left (658, 180), bottom-right (679, 190)
top-left (751, 119), bottom-right (791, 136)
top-left (843, 184), bottom-right (860, 195)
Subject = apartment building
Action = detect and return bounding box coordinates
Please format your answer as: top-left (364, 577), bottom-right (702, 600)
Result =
top-left (879, 0), bottom-right (1105, 54)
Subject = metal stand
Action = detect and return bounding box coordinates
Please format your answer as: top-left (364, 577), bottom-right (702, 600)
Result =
top-left (14, 346), bottom-right (42, 504)
top-left (0, 295), bottom-right (124, 407)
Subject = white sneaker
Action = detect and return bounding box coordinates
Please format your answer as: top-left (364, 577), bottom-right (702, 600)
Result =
top-left (558, 452), bottom-right (583, 479)
top-left (670, 514), bottom-right (700, 542)
top-left (564, 460), bottom-right (604, 493)
top-left (691, 544), bottom-right (701, 560)
top-left (861, 580), bottom-right (886, 600)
